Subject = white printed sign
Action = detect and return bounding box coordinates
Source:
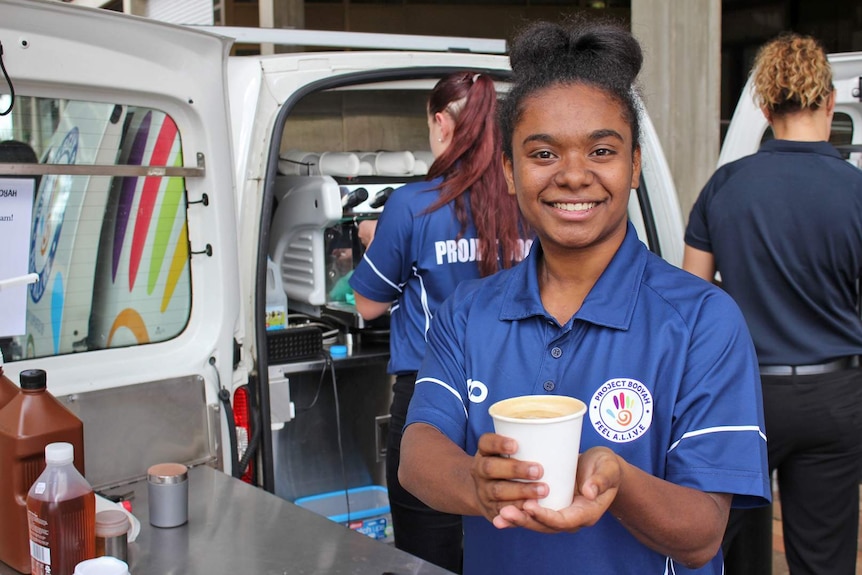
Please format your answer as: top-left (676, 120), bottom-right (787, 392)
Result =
top-left (0, 177), bottom-right (35, 336)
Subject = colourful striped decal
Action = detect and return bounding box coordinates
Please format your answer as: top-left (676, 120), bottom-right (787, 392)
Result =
top-left (113, 111), bottom-right (151, 282)
top-left (162, 221), bottom-right (189, 313)
top-left (148, 145), bottom-right (185, 295)
top-left (129, 116), bottom-right (178, 291)
top-left (107, 308), bottom-right (150, 347)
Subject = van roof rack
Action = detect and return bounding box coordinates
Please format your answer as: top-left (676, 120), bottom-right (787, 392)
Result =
top-left (191, 26), bottom-right (508, 55)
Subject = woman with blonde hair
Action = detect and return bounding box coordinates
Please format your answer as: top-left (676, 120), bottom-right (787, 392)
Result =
top-left (685, 33), bottom-right (862, 575)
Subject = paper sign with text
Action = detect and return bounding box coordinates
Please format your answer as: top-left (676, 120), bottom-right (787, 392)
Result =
top-left (0, 177), bottom-right (35, 336)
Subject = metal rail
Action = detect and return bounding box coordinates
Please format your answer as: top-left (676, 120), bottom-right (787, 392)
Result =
top-left (0, 164), bottom-right (204, 178)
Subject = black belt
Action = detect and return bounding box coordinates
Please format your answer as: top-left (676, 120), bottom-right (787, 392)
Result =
top-left (759, 356), bottom-right (860, 376)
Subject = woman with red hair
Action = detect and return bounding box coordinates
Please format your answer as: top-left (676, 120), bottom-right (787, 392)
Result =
top-left (350, 71), bottom-right (528, 572)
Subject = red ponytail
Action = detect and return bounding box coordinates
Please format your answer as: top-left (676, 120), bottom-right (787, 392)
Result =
top-left (426, 72), bottom-right (524, 277)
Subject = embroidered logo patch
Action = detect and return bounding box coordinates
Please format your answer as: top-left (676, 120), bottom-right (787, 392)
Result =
top-left (589, 378), bottom-right (653, 443)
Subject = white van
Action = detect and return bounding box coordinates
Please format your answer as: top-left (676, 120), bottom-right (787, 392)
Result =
top-left (0, 0), bottom-right (684, 513)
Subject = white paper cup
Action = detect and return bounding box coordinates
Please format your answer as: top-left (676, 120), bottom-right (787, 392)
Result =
top-left (374, 151), bottom-right (415, 176)
top-left (412, 150), bottom-right (435, 175)
top-left (318, 152), bottom-right (360, 177)
top-left (489, 395), bottom-right (587, 510)
top-left (356, 152), bottom-right (376, 175)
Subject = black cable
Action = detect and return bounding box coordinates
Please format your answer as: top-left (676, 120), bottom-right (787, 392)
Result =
top-left (285, 312), bottom-right (340, 344)
top-left (280, 157), bottom-right (315, 176)
top-left (237, 382), bottom-right (262, 474)
top-left (212, 356), bottom-right (261, 482)
top-left (328, 350), bottom-right (351, 524)
top-left (212, 357), bottom-right (241, 479)
top-left (288, 312), bottom-right (341, 330)
top-left (0, 42), bottom-right (14, 116)
top-left (295, 352), bottom-right (331, 412)
top-left (218, 387), bottom-right (241, 479)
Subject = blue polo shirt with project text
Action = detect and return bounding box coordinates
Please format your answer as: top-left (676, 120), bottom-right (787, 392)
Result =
top-left (350, 177), bottom-right (530, 374)
top-left (406, 222), bottom-right (770, 575)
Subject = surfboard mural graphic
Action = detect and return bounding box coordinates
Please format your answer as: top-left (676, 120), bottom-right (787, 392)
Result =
top-left (90, 109), bottom-right (191, 350)
top-left (24, 102), bottom-right (125, 357)
top-left (21, 102), bottom-right (191, 357)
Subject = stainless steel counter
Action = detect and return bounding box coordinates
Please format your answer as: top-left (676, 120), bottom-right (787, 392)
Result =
top-left (0, 465), bottom-right (453, 575)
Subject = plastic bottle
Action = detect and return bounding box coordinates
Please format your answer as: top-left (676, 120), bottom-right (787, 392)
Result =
top-left (0, 369), bottom-right (86, 573)
top-left (265, 257), bottom-right (288, 331)
top-left (0, 349), bottom-right (20, 410)
top-left (27, 442), bottom-right (96, 575)
top-left (73, 556), bottom-right (130, 575)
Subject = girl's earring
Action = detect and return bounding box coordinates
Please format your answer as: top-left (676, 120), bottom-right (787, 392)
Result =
top-left (438, 137), bottom-right (443, 142)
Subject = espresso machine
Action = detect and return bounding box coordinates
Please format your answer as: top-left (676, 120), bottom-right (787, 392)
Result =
top-left (269, 151), bottom-right (431, 330)
top-left (323, 182), bottom-right (394, 323)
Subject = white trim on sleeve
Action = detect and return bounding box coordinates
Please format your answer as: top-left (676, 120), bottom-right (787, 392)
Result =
top-left (668, 425), bottom-right (767, 453)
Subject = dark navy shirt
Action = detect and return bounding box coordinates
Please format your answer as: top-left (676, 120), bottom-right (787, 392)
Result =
top-left (686, 139), bottom-right (862, 365)
top-left (407, 223), bottom-right (770, 575)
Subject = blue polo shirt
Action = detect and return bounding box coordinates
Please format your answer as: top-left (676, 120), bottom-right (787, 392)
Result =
top-left (685, 139), bottom-right (862, 365)
top-left (349, 178), bottom-right (483, 374)
top-left (406, 222), bottom-right (770, 575)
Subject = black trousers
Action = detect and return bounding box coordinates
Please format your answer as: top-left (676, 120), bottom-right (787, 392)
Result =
top-left (386, 372), bottom-right (463, 574)
top-left (723, 366), bottom-right (862, 575)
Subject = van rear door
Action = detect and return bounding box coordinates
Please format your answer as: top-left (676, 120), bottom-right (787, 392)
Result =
top-left (0, 0), bottom-right (240, 487)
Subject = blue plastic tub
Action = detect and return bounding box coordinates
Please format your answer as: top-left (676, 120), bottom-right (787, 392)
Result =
top-left (294, 485), bottom-right (393, 543)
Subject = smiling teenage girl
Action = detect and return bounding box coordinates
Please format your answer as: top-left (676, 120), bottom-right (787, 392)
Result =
top-left (398, 17), bottom-right (771, 575)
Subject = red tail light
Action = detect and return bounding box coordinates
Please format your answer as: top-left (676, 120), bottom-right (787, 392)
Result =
top-left (232, 386), bottom-right (255, 483)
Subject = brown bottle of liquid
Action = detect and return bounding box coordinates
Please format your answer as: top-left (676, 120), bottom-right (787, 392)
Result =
top-left (27, 442), bottom-right (95, 575)
top-left (0, 350), bottom-right (20, 411)
top-left (0, 369), bottom-right (85, 574)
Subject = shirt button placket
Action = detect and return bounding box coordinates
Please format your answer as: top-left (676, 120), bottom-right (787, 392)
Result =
top-left (545, 347), bottom-right (563, 392)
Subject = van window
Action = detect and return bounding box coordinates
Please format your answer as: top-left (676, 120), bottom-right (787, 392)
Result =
top-left (761, 111), bottom-right (855, 155)
top-left (0, 96), bottom-right (191, 361)
top-left (759, 112), bottom-right (861, 170)
top-left (830, 112), bottom-right (854, 150)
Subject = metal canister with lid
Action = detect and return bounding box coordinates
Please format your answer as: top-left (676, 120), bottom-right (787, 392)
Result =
top-left (95, 509), bottom-right (130, 561)
top-left (147, 463), bottom-right (189, 528)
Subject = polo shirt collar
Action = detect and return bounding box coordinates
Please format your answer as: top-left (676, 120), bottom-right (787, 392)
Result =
top-left (500, 221), bottom-right (646, 330)
top-left (760, 138), bottom-right (843, 160)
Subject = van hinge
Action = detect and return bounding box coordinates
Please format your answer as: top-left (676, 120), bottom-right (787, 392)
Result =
top-left (233, 338), bottom-right (242, 369)
top-left (854, 77), bottom-right (862, 102)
